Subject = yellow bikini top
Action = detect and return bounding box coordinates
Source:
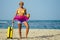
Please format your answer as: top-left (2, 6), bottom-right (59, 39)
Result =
top-left (17, 8), bottom-right (25, 14)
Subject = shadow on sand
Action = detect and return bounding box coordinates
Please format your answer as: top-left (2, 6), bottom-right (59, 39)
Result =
top-left (1, 33), bottom-right (60, 40)
top-left (22, 33), bottom-right (60, 39)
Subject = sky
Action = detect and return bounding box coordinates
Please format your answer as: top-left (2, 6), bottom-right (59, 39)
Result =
top-left (0, 0), bottom-right (60, 20)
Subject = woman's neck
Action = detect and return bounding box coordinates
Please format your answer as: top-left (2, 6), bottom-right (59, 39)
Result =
top-left (20, 7), bottom-right (23, 9)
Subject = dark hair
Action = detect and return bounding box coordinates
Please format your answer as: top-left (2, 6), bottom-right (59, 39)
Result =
top-left (19, 1), bottom-right (24, 5)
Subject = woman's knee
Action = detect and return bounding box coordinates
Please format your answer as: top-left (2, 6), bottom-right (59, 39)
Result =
top-left (18, 23), bottom-right (22, 28)
top-left (23, 21), bottom-right (29, 28)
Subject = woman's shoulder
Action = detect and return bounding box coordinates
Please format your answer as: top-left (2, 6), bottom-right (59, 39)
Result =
top-left (17, 8), bottom-right (26, 11)
top-left (17, 8), bottom-right (20, 10)
top-left (23, 8), bottom-right (26, 11)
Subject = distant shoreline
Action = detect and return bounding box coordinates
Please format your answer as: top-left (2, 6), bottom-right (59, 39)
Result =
top-left (0, 20), bottom-right (60, 29)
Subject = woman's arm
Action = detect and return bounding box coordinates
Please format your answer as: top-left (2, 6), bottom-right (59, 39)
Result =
top-left (16, 10), bottom-right (18, 16)
top-left (25, 9), bottom-right (27, 15)
top-left (12, 9), bottom-right (18, 23)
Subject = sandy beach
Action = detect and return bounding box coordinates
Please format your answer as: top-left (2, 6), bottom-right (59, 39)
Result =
top-left (0, 29), bottom-right (60, 40)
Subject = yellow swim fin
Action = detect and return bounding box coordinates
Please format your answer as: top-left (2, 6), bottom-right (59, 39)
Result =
top-left (10, 27), bottom-right (13, 39)
top-left (7, 26), bottom-right (13, 39)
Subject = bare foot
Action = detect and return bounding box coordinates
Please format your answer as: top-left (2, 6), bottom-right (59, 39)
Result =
top-left (26, 36), bottom-right (27, 38)
top-left (20, 37), bottom-right (22, 39)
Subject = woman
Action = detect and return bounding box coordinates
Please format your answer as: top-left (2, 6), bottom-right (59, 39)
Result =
top-left (13, 1), bottom-right (30, 38)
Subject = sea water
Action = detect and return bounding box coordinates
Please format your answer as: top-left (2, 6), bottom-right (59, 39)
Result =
top-left (0, 20), bottom-right (60, 29)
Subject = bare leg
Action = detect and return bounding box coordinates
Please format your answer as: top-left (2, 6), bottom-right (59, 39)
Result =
top-left (18, 23), bottom-right (22, 38)
top-left (23, 21), bottom-right (29, 38)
